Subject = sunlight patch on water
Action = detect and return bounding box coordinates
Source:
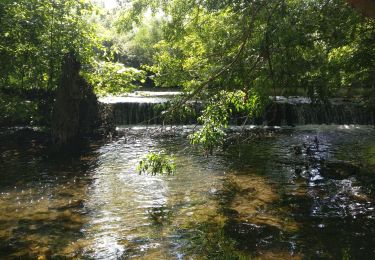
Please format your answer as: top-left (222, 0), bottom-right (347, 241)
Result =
top-left (1, 125), bottom-right (375, 258)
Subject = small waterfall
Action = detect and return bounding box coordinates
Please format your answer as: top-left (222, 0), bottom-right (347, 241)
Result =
top-left (263, 100), bottom-right (375, 125)
top-left (109, 101), bottom-right (200, 125)
top-left (100, 93), bottom-right (375, 126)
top-left (112, 102), bottom-right (167, 125)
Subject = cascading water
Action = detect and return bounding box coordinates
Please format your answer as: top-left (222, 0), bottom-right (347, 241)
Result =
top-left (2, 93), bottom-right (375, 259)
top-left (263, 98), bottom-right (375, 126)
top-left (100, 92), bottom-right (200, 125)
top-left (111, 102), bottom-right (165, 125)
top-left (100, 92), bottom-right (375, 126)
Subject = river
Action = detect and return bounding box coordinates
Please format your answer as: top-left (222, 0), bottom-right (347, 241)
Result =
top-left (0, 125), bottom-right (375, 259)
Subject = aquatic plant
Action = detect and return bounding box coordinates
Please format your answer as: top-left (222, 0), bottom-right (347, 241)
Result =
top-left (137, 150), bottom-right (176, 175)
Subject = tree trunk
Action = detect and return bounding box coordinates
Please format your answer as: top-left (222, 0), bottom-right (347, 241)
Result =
top-left (51, 51), bottom-right (106, 149)
top-left (348, 0), bottom-right (375, 18)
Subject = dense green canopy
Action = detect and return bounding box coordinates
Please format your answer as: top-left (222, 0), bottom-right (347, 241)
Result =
top-left (0, 0), bottom-right (98, 90)
top-left (117, 0), bottom-right (374, 95)
top-left (0, 0), bottom-right (374, 142)
top-left (115, 0), bottom-right (375, 150)
top-left (0, 0), bottom-right (144, 124)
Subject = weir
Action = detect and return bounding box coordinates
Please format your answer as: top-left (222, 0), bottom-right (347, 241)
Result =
top-left (261, 97), bottom-right (375, 126)
top-left (99, 92), bottom-right (375, 126)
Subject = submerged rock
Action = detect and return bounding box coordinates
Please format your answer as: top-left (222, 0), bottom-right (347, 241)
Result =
top-left (224, 220), bottom-right (281, 251)
top-left (320, 161), bottom-right (360, 180)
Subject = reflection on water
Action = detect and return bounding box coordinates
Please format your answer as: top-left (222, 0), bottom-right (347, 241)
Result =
top-left (0, 125), bottom-right (375, 259)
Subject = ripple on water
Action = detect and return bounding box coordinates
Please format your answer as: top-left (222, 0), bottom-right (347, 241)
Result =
top-left (0, 125), bottom-right (375, 259)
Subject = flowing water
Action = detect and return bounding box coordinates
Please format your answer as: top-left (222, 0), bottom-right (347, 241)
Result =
top-left (99, 92), bottom-right (375, 125)
top-left (0, 125), bottom-right (375, 259)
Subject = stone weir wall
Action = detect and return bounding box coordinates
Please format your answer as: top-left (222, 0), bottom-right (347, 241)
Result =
top-left (100, 94), bottom-right (375, 126)
top-left (261, 99), bottom-right (375, 126)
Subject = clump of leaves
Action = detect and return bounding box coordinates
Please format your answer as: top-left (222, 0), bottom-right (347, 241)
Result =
top-left (190, 122), bottom-right (226, 156)
top-left (137, 151), bottom-right (176, 176)
top-left (83, 60), bottom-right (146, 95)
top-left (163, 98), bottom-right (199, 124)
top-left (0, 94), bottom-right (40, 126)
top-left (189, 90), bottom-right (266, 155)
top-left (189, 94), bottom-right (228, 155)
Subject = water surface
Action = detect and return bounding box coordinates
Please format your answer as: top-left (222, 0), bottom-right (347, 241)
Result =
top-left (0, 125), bottom-right (375, 259)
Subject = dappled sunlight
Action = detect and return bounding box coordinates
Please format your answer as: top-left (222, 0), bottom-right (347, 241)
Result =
top-left (77, 137), bottom-right (170, 258)
top-left (0, 179), bottom-right (89, 258)
top-left (64, 135), bottom-right (227, 258)
top-left (1, 126), bottom-right (375, 258)
top-left (1, 0), bottom-right (375, 258)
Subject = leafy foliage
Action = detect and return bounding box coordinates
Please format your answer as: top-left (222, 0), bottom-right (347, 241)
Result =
top-left (0, 0), bottom-right (104, 125)
top-left (115, 0), bottom-right (375, 153)
top-left (0, 94), bottom-right (39, 126)
top-left (0, 0), bottom-right (152, 125)
top-left (189, 89), bottom-right (266, 153)
top-left (1, 0), bottom-right (375, 135)
top-left (83, 60), bottom-right (146, 95)
top-left (0, 0), bottom-right (100, 91)
top-left (119, 16), bottom-right (164, 67)
top-left (137, 150), bottom-right (176, 175)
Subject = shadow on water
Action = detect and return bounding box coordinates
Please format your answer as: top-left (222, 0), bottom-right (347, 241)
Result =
top-left (1, 125), bottom-right (375, 258)
top-left (217, 125), bottom-right (375, 259)
top-left (0, 128), bottom-right (100, 258)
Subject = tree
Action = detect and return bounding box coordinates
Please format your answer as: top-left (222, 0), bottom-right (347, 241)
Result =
top-left (0, 0), bottom-right (99, 91)
top-left (0, 0), bottom-right (101, 125)
top-left (0, 0), bottom-right (146, 125)
top-left (117, 0), bottom-right (375, 152)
